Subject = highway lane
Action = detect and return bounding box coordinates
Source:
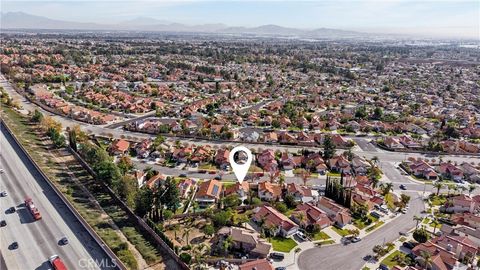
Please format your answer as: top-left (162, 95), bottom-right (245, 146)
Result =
top-left (297, 191), bottom-right (425, 270)
top-left (0, 127), bottom-right (114, 270)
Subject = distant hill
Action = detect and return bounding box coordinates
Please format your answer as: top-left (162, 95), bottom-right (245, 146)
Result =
top-left (0, 11), bottom-right (364, 38)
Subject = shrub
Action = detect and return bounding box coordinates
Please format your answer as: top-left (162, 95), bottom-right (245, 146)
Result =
top-left (179, 252), bottom-right (192, 264)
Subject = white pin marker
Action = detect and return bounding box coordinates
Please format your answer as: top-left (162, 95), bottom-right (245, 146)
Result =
top-left (229, 146), bottom-right (253, 184)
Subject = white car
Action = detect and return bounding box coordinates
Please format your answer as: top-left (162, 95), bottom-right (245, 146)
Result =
top-left (0, 169), bottom-right (4, 174)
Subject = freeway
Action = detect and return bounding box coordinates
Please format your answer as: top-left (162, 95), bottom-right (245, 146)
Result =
top-left (298, 191), bottom-right (425, 270)
top-left (0, 126), bottom-right (115, 269)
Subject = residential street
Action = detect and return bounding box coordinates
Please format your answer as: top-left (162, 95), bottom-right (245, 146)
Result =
top-left (297, 191), bottom-right (425, 270)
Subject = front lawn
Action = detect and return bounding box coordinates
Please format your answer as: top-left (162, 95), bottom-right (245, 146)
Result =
top-left (366, 221), bottom-right (385, 232)
top-left (316, 239), bottom-right (335, 245)
top-left (269, 237), bottom-right (298, 253)
top-left (313, 231), bottom-right (331, 241)
top-left (385, 193), bottom-right (396, 210)
top-left (429, 195), bottom-right (447, 206)
top-left (381, 250), bottom-right (404, 268)
top-left (331, 226), bottom-right (350, 237)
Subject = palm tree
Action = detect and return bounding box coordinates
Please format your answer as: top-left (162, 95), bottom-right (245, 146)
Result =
top-left (381, 182), bottom-right (394, 196)
top-left (371, 156), bottom-right (379, 167)
top-left (413, 215), bottom-right (423, 229)
top-left (183, 227), bottom-right (193, 245)
top-left (418, 251), bottom-right (433, 270)
top-left (192, 243), bottom-right (210, 269)
top-left (447, 184), bottom-right (454, 196)
top-left (468, 185), bottom-right (476, 196)
top-left (294, 212), bottom-right (307, 228)
top-left (221, 236), bottom-right (233, 256)
top-left (370, 177), bottom-right (380, 189)
top-left (172, 224), bottom-right (180, 240)
top-left (433, 182), bottom-right (443, 196)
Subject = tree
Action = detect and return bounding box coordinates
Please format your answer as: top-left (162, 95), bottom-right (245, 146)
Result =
top-left (434, 182), bottom-right (443, 196)
top-left (95, 160), bottom-right (122, 188)
top-left (284, 194), bottom-right (297, 209)
top-left (118, 174), bottom-right (138, 208)
top-left (413, 215), bottom-right (423, 229)
top-left (373, 107), bottom-right (383, 120)
top-left (223, 194), bottom-right (241, 208)
top-left (134, 186), bottom-right (154, 217)
top-left (418, 251), bottom-right (433, 270)
top-left (202, 224), bottom-right (215, 238)
top-left (183, 227), bottom-right (193, 245)
top-left (163, 209), bottom-right (174, 225)
top-left (68, 128), bottom-right (77, 151)
top-left (323, 135), bottom-right (336, 160)
top-left (381, 182), bottom-right (393, 196)
top-left (397, 194), bottom-right (411, 210)
top-left (348, 228), bottom-right (360, 237)
top-left (413, 227), bottom-right (429, 243)
top-left (212, 210), bottom-right (233, 228)
top-left (274, 202), bottom-right (288, 213)
top-left (31, 109), bottom-right (43, 123)
top-left (468, 185), bottom-right (476, 196)
top-left (117, 155), bottom-right (133, 175)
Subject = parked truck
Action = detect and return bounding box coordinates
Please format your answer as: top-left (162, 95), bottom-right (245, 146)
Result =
top-left (49, 255), bottom-right (67, 270)
top-left (24, 197), bottom-right (42, 220)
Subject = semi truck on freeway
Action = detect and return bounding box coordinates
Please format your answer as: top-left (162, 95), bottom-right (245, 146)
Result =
top-left (24, 197), bottom-right (42, 220)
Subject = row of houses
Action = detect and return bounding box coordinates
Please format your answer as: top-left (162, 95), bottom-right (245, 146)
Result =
top-left (403, 159), bottom-right (480, 183)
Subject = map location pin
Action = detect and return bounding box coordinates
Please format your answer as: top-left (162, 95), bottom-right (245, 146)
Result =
top-left (229, 146), bottom-right (253, 184)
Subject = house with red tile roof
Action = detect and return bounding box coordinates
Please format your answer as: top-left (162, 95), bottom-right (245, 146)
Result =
top-left (145, 173), bottom-right (167, 189)
top-left (328, 155), bottom-right (352, 174)
top-left (257, 149), bottom-right (278, 171)
top-left (316, 197), bottom-right (352, 228)
top-left (412, 235), bottom-right (478, 269)
top-left (252, 206), bottom-right (299, 237)
top-left (110, 139), bottom-right (130, 155)
top-left (239, 259), bottom-right (274, 270)
top-left (224, 182), bottom-right (250, 202)
top-left (216, 227), bottom-right (271, 259)
top-left (291, 202), bottom-right (332, 229)
top-left (258, 182), bottom-right (282, 201)
top-left (286, 183), bottom-right (314, 202)
top-left (177, 178), bottom-right (195, 199)
top-left (195, 179), bottom-right (223, 207)
top-left (214, 148), bottom-right (230, 169)
top-left (438, 162), bottom-right (464, 181)
top-left (446, 195), bottom-right (477, 213)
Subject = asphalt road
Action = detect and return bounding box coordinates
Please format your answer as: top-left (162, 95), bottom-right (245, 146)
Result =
top-left (0, 127), bottom-right (115, 270)
top-left (297, 191), bottom-right (425, 270)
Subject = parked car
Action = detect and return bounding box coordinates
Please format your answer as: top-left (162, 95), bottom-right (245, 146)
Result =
top-left (402, 241), bottom-right (416, 249)
top-left (275, 267), bottom-right (286, 270)
top-left (0, 220), bottom-right (6, 227)
top-left (378, 264), bottom-right (389, 270)
top-left (8, 207), bottom-right (15, 213)
top-left (270, 252), bottom-right (285, 260)
top-left (296, 232), bottom-right (307, 241)
top-left (179, 173), bottom-right (187, 177)
top-left (399, 184), bottom-right (406, 190)
top-left (370, 211), bottom-right (381, 219)
top-left (352, 237), bottom-right (361, 243)
top-left (0, 191), bottom-right (7, 197)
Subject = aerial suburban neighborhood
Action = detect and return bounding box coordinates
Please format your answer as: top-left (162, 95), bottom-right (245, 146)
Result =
top-left (0, 2), bottom-right (479, 270)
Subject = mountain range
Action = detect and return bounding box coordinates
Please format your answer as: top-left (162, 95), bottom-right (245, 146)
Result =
top-left (0, 12), bottom-right (364, 38)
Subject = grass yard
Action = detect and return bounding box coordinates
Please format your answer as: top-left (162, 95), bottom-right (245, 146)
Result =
top-left (381, 250), bottom-right (404, 268)
top-left (269, 237), bottom-right (298, 253)
top-left (429, 195), bottom-right (447, 206)
top-left (327, 172), bottom-right (341, 177)
top-left (331, 226), bottom-right (350, 237)
top-left (313, 231), bottom-right (331, 241)
top-left (399, 237), bottom-right (407, 242)
top-left (366, 221), bottom-right (385, 232)
top-left (385, 193), bottom-right (396, 210)
top-left (316, 240), bottom-right (335, 245)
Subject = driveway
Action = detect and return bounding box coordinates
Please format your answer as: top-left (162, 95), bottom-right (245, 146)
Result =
top-left (297, 192), bottom-right (425, 270)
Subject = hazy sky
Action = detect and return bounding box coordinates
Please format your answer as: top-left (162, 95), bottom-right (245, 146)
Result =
top-left (3, 0), bottom-right (480, 38)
